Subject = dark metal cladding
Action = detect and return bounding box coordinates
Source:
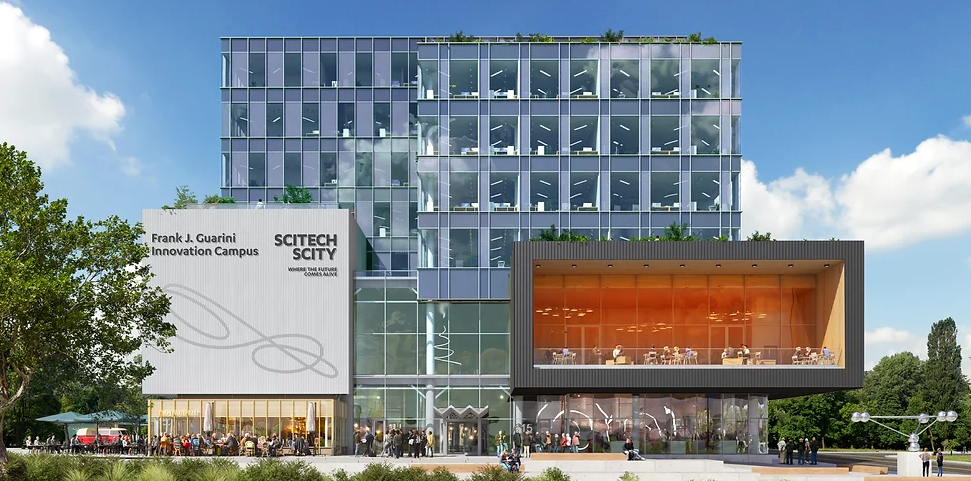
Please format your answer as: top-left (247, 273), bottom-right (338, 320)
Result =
top-left (510, 240), bottom-right (864, 398)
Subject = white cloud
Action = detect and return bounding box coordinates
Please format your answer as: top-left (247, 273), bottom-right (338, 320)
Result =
top-left (741, 136), bottom-right (971, 249)
top-left (0, 2), bottom-right (126, 170)
top-left (866, 327), bottom-right (913, 344)
top-left (963, 114), bottom-right (971, 129)
top-left (118, 156), bottom-right (143, 177)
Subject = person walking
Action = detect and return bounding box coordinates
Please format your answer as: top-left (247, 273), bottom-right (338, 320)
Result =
top-left (571, 432), bottom-right (580, 453)
top-left (936, 448), bottom-right (944, 477)
top-left (920, 448), bottom-right (931, 477)
top-left (426, 430), bottom-right (435, 458)
top-left (784, 438), bottom-right (794, 465)
top-left (809, 437), bottom-right (820, 465)
top-left (522, 431), bottom-right (531, 458)
top-left (353, 428), bottom-right (361, 456)
top-left (777, 437), bottom-right (787, 463)
top-left (496, 430), bottom-right (507, 456)
top-left (796, 437), bottom-right (805, 465)
top-left (513, 428), bottom-right (523, 456)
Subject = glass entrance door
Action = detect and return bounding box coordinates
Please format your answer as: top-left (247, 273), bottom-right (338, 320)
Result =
top-left (446, 420), bottom-right (481, 455)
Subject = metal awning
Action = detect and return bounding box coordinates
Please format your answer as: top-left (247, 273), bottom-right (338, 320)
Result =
top-left (434, 405), bottom-right (489, 420)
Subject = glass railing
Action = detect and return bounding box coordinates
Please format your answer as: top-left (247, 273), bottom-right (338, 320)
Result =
top-left (533, 347), bottom-right (839, 367)
top-left (186, 202), bottom-right (341, 210)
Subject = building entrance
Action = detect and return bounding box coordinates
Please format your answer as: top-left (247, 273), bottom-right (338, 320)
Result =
top-left (434, 405), bottom-right (489, 456)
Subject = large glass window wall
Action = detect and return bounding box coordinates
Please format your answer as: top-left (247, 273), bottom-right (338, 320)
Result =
top-left (490, 172), bottom-right (519, 211)
top-left (569, 60), bottom-right (599, 98)
top-left (610, 60), bottom-right (639, 98)
top-left (610, 172), bottom-right (638, 211)
top-left (569, 116), bottom-right (599, 154)
top-left (530, 116), bottom-right (558, 155)
top-left (530, 172), bottom-right (559, 212)
top-left (449, 229), bottom-right (478, 267)
top-left (691, 116), bottom-right (720, 155)
top-left (450, 60), bottom-right (478, 98)
top-left (530, 60), bottom-right (558, 99)
top-left (690, 59), bottom-right (720, 99)
top-left (489, 116), bottom-right (518, 155)
top-left (651, 60), bottom-right (681, 98)
top-left (610, 116), bottom-right (638, 154)
top-left (489, 59), bottom-right (518, 98)
top-left (533, 274), bottom-right (836, 368)
top-left (521, 394), bottom-right (766, 455)
top-left (449, 116), bottom-right (478, 155)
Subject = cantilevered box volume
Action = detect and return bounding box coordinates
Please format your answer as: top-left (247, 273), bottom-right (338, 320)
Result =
top-left (510, 241), bottom-right (863, 398)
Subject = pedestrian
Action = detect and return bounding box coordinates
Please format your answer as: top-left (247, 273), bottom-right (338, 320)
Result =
top-left (810, 436), bottom-right (820, 465)
top-left (353, 428), bottom-right (361, 456)
top-left (797, 437), bottom-right (805, 465)
top-left (920, 448), bottom-right (930, 477)
top-left (936, 448), bottom-right (944, 477)
top-left (777, 437), bottom-right (787, 463)
top-left (784, 438), bottom-right (794, 464)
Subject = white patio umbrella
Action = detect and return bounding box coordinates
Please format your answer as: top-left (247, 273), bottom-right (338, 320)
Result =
top-left (203, 402), bottom-right (214, 434)
top-left (306, 402), bottom-right (317, 433)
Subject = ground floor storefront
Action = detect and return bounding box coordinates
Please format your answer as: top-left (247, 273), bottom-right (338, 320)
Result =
top-left (147, 398), bottom-right (348, 455)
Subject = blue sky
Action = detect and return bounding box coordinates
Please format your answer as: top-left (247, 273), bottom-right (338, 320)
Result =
top-left (2, 0), bottom-right (970, 371)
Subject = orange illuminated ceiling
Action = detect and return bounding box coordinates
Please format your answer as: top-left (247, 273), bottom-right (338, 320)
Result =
top-left (532, 259), bottom-right (840, 275)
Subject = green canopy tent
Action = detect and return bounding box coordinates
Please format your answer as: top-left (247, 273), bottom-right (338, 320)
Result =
top-left (35, 412), bottom-right (96, 444)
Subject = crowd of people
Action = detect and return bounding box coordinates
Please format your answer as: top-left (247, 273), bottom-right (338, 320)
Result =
top-left (147, 432), bottom-right (316, 457)
top-left (24, 434), bottom-right (146, 455)
top-left (353, 427), bottom-right (436, 458)
top-left (776, 437), bottom-right (820, 465)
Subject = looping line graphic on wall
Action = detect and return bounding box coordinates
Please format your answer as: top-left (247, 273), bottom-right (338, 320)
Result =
top-left (434, 327), bottom-right (461, 366)
top-left (163, 284), bottom-right (339, 378)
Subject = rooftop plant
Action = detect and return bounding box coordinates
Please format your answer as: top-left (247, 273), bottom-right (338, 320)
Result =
top-left (446, 30), bottom-right (476, 43)
top-left (599, 29), bottom-right (625, 43)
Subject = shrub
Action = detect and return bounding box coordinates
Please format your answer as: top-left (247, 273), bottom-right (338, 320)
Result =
top-left (468, 465), bottom-right (521, 481)
top-left (2, 454), bottom-right (28, 481)
top-left (391, 466), bottom-right (429, 481)
top-left (165, 457), bottom-right (210, 480)
top-left (427, 466), bottom-right (459, 481)
top-left (196, 458), bottom-right (241, 481)
top-left (536, 467), bottom-right (571, 481)
top-left (100, 461), bottom-right (131, 481)
top-left (350, 463), bottom-right (394, 481)
top-left (241, 459), bottom-right (327, 481)
top-left (23, 454), bottom-right (69, 481)
top-left (332, 468), bottom-right (350, 481)
top-left (64, 467), bottom-right (95, 481)
top-left (618, 472), bottom-right (640, 481)
top-left (135, 462), bottom-right (175, 481)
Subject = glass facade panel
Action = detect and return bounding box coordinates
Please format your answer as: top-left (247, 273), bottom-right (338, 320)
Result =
top-left (610, 59), bottom-right (638, 98)
top-left (530, 116), bottom-right (558, 155)
top-left (530, 172), bottom-right (559, 212)
top-left (530, 60), bottom-right (558, 99)
top-left (651, 60), bottom-right (681, 98)
top-left (449, 229), bottom-right (478, 267)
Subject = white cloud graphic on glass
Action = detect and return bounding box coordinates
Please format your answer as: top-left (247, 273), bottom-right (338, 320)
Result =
top-left (163, 284), bottom-right (339, 378)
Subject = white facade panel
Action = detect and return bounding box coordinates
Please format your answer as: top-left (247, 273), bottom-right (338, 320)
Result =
top-left (141, 208), bottom-right (355, 396)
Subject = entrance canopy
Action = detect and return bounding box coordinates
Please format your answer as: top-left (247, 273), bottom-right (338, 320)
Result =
top-left (434, 405), bottom-right (489, 420)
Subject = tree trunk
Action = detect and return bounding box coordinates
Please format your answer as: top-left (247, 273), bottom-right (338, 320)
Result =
top-left (0, 412), bottom-right (8, 465)
top-left (930, 427), bottom-right (936, 452)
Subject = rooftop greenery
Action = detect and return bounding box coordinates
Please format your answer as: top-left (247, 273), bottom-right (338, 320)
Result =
top-left (443, 30), bottom-right (722, 44)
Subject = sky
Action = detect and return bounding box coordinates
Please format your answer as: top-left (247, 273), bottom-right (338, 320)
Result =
top-left (1, 0), bottom-right (970, 373)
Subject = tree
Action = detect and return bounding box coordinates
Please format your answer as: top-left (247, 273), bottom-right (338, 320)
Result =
top-left (274, 184), bottom-right (313, 204)
top-left (860, 352), bottom-right (925, 448)
top-left (0, 143), bottom-right (174, 464)
top-left (161, 185), bottom-right (196, 209)
top-left (530, 225), bottom-right (589, 241)
top-left (746, 231), bottom-right (774, 241)
top-left (660, 223), bottom-right (699, 241)
top-left (923, 317), bottom-right (967, 446)
top-left (599, 29), bottom-right (624, 43)
top-left (202, 194), bottom-right (236, 204)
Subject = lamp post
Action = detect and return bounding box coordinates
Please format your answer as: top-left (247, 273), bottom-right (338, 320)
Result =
top-left (851, 410), bottom-right (958, 475)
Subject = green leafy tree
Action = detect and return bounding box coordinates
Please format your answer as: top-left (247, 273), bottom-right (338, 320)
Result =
top-left (599, 29), bottom-right (625, 43)
top-left (746, 231), bottom-right (774, 241)
top-left (530, 225), bottom-right (589, 241)
top-left (202, 194), bottom-right (236, 204)
top-left (0, 143), bottom-right (174, 464)
top-left (274, 185), bottom-right (313, 204)
top-left (446, 31), bottom-right (476, 43)
top-left (687, 32), bottom-right (703, 43)
top-left (161, 185), bottom-right (196, 209)
top-left (923, 317), bottom-right (967, 447)
top-left (859, 352), bottom-right (925, 448)
top-left (660, 223), bottom-right (699, 241)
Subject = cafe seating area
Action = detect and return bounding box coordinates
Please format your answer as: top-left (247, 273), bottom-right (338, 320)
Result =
top-left (536, 346), bottom-right (839, 367)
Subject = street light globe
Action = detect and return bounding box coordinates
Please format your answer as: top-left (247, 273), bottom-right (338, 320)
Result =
top-left (947, 411), bottom-right (959, 422)
top-left (851, 412), bottom-right (862, 423)
top-left (861, 412), bottom-right (871, 423)
top-left (908, 433), bottom-right (920, 452)
top-left (918, 413), bottom-right (930, 424)
top-left (937, 411), bottom-right (947, 423)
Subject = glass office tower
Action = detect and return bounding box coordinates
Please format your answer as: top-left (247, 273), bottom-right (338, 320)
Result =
top-left (220, 36), bottom-right (743, 455)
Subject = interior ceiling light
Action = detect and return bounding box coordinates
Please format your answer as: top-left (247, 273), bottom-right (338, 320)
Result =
top-left (572, 264), bottom-right (577, 268)
top-left (607, 264), bottom-right (613, 268)
top-left (788, 264), bottom-right (794, 268)
top-left (540, 124), bottom-right (552, 131)
top-left (824, 263), bottom-right (830, 268)
top-left (752, 264), bottom-right (758, 267)
top-left (643, 264), bottom-right (649, 268)
top-left (715, 264), bottom-right (721, 268)
top-left (619, 124), bottom-right (631, 131)
top-left (680, 264), bottom-right (686, 268)
top-left (619, 69), bottom-right (630, 77)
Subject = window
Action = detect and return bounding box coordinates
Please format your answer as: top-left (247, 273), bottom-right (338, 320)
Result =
top-left (284, 53), bottom-right (301, 87)
top-left (530, 116), bottom-right (558, 155)
top-left (390, 152), bottom-right (408, 186)
top-left (690, 59), bottom-right (720, 99)
top-left (373, 152), bottom-right (390, 186)
top-left (266, 103), bottom-right (284, 137)
top-left (249, 53), bottom-right (266, 87)
top-left (610, 172), bottom-right (638, 211)
top-left (320, 53), bottom-right (337, 87)
top-left (419, 229), bottom-right (439, 267)
top-left (570, 60), bottom-right (598, 97)
top-left (530, 172), bottom-right (558, 211)
top-left (569, 116), bottom-right (598, 153)
top-left (302, 52), bottom-right (319, 87)
top-left (489, 172), bottom-right (519, 210)
top-left (419, 172), bottom-right (439, 211)
top-left (356, 53), bottom-right (373, 87)
top-left (651, 60), bottom-right (681, 98)
top-left (231, 53), bottom-right (247, 87)
top-left (418, 116), bottom-right (439, 155)
top-left (489, 60), bottom-right (518, 98)
top-left (449, 229), bottom-right (478, 267)
top-left (650, 172), bottom-right (680, 210)
top-left (449, 172), bottom-right (478, 210)
top-left (302, 152), bottom-right (318, 187)
top-left (391, 53), bottom-right (409, 86)
top-left (489, 229), bottom-right (518, 268)
top-left (449, 60), bottom-right (477, 98)
top-left (530, 60), bottom-right (558, 99)
top-left (448, 116), bottom-right (478, 155)
top-left (732, 116), bottom-right (741, 154)
top-left (610, 116), bottom-right (638, 154)
top-left (373, 52), bottom-right (390, 87)
top-left (355, 151), bottom-right (373, 187)
top-left (319, 152), bottom-right (337, 186)
top-left (231, 103), bottom-right (248, 137)
top-left (267, 53), bottom-right (283, 87)
top-left (610, 59), bottom-right (638, 98)
top-left (418, 60), bottom-right (439, 99)
top-left (339, 52), bottom-right (354, 87)
top-left (691, 172), bottom-right (721, 212)
top-left (691, 116), bottom-right (720, 155)
top-left (489, 116), bottom-right (518, 155)
top-left (248, 153), bottom-right (265, 187)
top-left (374, 103), bottom-right (391, 137)
top-left (570, 172), bottom-right (599, 210)
top-left (284, 153), bottom-right (301, 186)
top-left (650, 116), bottom-right (680, 154)
top-left (337, 103), bottom-right (354, 137)
top-left (374, 202), bottom-right (390, 238)
top-left (731, 60), bottom-right (741, 98)
top-left (302, 103), bottom-right (319, 137)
